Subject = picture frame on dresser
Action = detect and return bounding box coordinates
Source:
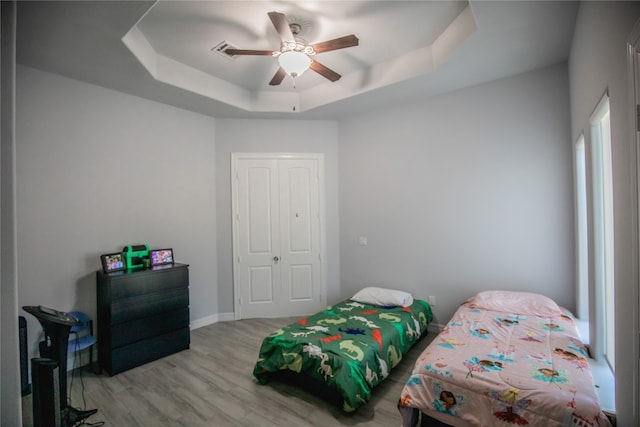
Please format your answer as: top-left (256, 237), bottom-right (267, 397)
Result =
top-left (150, 248), bottom-right (174, 266)
top-left (100, 252), bottom-right (126, 273)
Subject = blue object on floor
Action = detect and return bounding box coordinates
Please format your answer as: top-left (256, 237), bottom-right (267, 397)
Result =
top-left (67, 311), bottom-right (97, 372)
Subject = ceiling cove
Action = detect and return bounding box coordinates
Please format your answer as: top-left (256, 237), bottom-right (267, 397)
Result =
top-left (122, 1), bottom-right (475, 114)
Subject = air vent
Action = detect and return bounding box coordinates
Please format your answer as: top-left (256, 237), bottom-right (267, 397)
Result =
top-left (212, 40), bottom-right (240, 60)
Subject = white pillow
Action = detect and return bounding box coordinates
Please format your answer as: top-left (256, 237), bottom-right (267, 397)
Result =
top-left (468, 290), bottom-right (562, 317)
top-left (350, 287), bottom-right (414, 307)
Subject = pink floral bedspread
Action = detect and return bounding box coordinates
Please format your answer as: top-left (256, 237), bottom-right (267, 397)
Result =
top-left (399, 298), bottom-right (612, 427)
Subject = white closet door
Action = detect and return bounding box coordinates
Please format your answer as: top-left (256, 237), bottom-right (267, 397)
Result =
top-left (235, 158), bottom-right (282, 318)
top-left (233, 154), bottom-right (325, 319)
top-left (278, 159), bottom-right (322, 315)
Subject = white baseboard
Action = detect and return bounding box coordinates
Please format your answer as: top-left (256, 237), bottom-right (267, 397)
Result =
top-left (217, 312), bottom-right (235, 322)
top-left (427, 322), bottom-right (445, 334)
top-left (190, 312), bottom-right (235, 330)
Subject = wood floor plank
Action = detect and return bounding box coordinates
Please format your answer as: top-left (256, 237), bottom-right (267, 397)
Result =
top-left (22, 317), bottom-right (434, 426)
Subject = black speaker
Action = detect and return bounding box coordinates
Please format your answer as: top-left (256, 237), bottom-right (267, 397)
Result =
top-left (19, 316), bottom-right (30, 396)
top-left (31, 357), bottom-right (61, 427)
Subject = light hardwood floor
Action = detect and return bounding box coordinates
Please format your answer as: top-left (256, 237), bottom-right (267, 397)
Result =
top-left (22, 317), bottom-right (435, 427)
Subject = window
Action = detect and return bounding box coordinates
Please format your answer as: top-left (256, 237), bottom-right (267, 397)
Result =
top-left (590, 94), bottom-right (615, 371)
top-left (574, 134), bottom-right (589, 321)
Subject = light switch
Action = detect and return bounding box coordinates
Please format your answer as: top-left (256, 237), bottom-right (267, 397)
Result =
top-left (358, 236), bottom-right (368, 246)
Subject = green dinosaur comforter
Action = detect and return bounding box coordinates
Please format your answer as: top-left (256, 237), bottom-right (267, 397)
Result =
top-left (253, 299), bottom-right (433, 412)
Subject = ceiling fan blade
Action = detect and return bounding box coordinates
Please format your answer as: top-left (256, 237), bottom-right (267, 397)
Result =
top-left (269, 67), bottom-right (287, 86)
top-left (311, 34), bottom-right (359, 54)
top-left (268, 11), bottom-right (295, 43)
top-left (310, 60), bottom-right (341, 82)
top-left (224, 49), bottom-right (275, 56)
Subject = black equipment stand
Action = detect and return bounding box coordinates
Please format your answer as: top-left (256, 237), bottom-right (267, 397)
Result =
top-left (23, 305), bottom-right (98, 427)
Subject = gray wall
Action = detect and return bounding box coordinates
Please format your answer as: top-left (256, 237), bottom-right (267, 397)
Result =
top-left (17, 66), bottom-right (218, 359)
top-left (214, 118), bottom-right (340, 314)
top-left (569, 2), bottom-right (640, 424)
top-left (2, 2), bottom-right (22, 425)
top-left (338, 64), bottom-right (574, 326)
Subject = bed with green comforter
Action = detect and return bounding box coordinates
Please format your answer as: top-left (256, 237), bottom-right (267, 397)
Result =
top-left (253, 298), bottom-right (433, 412)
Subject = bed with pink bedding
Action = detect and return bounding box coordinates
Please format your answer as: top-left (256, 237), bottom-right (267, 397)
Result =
top-left (398, 291), bottom-right (612, 427)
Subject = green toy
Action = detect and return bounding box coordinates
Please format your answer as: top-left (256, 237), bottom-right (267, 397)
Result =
top-left (123, 244), bottom-right (149, 269)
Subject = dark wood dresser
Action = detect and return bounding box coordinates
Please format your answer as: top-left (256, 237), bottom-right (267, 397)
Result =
top-left (96, 263), bottom-right (190, 375)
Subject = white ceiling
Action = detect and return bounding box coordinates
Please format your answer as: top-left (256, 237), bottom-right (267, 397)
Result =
top-left (16, 1), bottom-right (579, 120)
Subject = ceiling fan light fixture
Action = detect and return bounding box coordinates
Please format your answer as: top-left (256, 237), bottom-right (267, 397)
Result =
top-left (232, 12), bottom-right (355, 86)
top-left (278, 51), bottom-right (312, 77)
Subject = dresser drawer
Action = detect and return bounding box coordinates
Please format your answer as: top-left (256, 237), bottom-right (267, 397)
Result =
top-left (109, 266), bottom-right (188, 300)
top-left (110, 288), bottom-right (189, 324)
top-left (109, 327), bottom-right (190, 375)
top-left (111, 307), bottom-right (189, 348)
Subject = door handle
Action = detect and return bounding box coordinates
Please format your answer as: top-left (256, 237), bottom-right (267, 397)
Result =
top-left (273, 256), bottom-right (280, 262)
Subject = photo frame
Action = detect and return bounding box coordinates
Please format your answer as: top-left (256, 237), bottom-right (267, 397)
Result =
top-left (101, 252), bottom-right (126, 273)
top-left (150, 248), bottom-right (174, 266)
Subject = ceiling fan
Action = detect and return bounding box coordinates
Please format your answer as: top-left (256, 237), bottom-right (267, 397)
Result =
top-left (225, 11), bottom-right (359, 86)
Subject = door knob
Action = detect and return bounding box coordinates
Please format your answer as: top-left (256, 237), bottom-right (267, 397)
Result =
top-left (273, 256), bottom-right (280, 262)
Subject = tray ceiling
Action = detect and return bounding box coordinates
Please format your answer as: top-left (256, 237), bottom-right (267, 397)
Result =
top-left (16, 1), bottom-right (579, 119)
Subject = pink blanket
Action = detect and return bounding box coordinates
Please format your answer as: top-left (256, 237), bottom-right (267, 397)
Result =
top-left (399, 291), bottom-right (612, 427)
